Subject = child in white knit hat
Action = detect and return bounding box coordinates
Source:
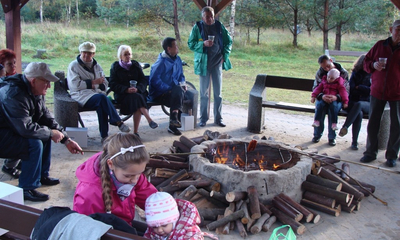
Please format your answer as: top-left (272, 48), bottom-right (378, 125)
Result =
top-left (144, 192), bottom-right (218, 240)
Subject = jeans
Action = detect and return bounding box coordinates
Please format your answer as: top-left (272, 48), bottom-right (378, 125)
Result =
top-left (199, 63), bottom-right (223, 123)
top-left (343, 101), bottom-right (370, 144)
top-left (364, 96), bottom-right (400, 160)
top-left (314, 100), bottom-right (342, 140)
top-left (84, 94), bottom-right (122, 138)
top-left (19, 138), bottom-right (52, 190)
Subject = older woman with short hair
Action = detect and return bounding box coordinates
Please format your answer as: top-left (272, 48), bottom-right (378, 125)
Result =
top-left (0, 49), bottom-right (17, 76)
top-left (109, 45), bottom-right (158, 138)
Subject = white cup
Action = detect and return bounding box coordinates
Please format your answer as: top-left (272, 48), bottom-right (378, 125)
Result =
top-left (379, 58), bottom-right (387, 69)
top-left (130, 80), bottom-right (137, 88)
top-left (208, 35), bottom-right (215, 42)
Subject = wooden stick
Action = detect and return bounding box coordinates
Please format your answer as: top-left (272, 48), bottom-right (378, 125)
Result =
top-left (149, 159), bottom-right (188, 171)
top-left (351, 185), bottom-right (372, 197)
top-left (300, 199), bottom-right (340, 217)
top-left (197, 188), bottom-right (229, 208)
top-left (302, 181), bottom-right (351, 203)
top-left (346, 179), bottom-right (376, 193)
top-left (235, 219), bottom-right (248, 238)
top-left (270, 207), bottom-right (306, 235)
top-left (188, 172), bottom-right (221, 192)
top-left (247, 186), bottom-right (261, 220)
top-left (179, 135), bottom-right (198, 149)
top-left (176, 185), bottom-right (198, 201)
top-left (198, 208), bottom-right (225, 220)
top-left (250, 213), bottom-right (271, 234)
top-left (272, 197), bottom-right (303, 222)
top-left (306, 174), bottom-right (342, 191)
top-left (303, 191), bottom-right (336, 208)
top-left (206, 209), bottom-right (245, 231)
top-left (210, 190), bottom-right (230, 205)
top-left (277, 193), bottom-right (314, 223)
top-left (341, 163), bottom-right (350, 181)
top-left (318, 167), bottom-right (364, 201)
top-left (226, 191), bottom-right (248, 202)
top-left (262, 215), bottom-right (277, 232)
top-left (154, 168), bottom-right (178, 178)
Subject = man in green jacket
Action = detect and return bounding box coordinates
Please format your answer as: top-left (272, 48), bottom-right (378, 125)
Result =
top-left (188, 6), bottom-right (233, 127)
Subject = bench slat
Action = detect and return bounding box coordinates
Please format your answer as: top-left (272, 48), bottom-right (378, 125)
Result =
top-left (265, 75), bottom-right (314, 91)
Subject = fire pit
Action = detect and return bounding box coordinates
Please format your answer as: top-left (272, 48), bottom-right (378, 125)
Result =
top-left (189, 138), bottom-right (312, 203)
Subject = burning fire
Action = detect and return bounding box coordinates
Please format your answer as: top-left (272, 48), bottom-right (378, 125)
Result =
top-left (273, 164), bottom-right (279, 170)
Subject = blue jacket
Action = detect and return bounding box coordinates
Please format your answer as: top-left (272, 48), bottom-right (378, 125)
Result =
top-left (148, 52), bottom-right (185, 101)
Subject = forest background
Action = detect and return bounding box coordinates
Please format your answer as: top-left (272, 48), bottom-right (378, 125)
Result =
top-left (0, 0), bottom-right (399, 107)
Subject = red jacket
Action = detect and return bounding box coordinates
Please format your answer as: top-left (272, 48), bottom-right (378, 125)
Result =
top-left (364, 37), bottom-right (400, 101)
top-left (312, 75), bottom-right (349, 105)
top-left (73, 152), bottom-right (157, 224)
top-left (144, 199), bottom-right (217, 240)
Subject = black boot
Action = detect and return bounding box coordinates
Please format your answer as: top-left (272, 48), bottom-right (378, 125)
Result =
top-left (169, 111), bottom-right (181, 128)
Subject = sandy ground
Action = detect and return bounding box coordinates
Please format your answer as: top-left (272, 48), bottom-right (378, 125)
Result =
top-left (1, 103), bottom-right (399, 239)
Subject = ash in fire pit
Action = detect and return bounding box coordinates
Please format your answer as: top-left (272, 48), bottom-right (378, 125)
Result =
top-left (190, 138), bottom-right (312, 203)
top-left (207, 141), bottom-right (300, 171)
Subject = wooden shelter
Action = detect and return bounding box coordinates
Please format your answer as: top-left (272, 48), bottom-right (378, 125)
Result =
top-left (1, 0), bottom-right (400, 73)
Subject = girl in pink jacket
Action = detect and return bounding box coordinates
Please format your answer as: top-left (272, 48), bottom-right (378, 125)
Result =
top-left (73, 133), bottom-right (157, 225)
top-left (311, 68), bottom-right (349, 131)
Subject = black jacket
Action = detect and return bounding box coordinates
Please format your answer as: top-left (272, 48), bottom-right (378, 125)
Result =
top-left (108, 60), bottom-right (148, 103)
top-left (0, 74), bottom-right (66, 141)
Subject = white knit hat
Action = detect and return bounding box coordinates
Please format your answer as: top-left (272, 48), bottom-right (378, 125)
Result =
top-left (145, 192), bottom-right (179, 227)
top-left (79, 41), bottom-right (96, 53)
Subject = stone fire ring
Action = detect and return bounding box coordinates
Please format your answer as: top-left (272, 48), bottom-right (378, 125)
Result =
top-left (189, 138), bottom-right (313, 203)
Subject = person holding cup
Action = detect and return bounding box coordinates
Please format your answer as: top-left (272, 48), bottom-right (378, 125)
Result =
top-left (68, 42), bottom-right (131, 142)
top-left (109, 45), bottom-right (158, 138)
top-left (188, 6), bottom-right (233, 128)
top-left (360, 20), bottom-right (400, 167)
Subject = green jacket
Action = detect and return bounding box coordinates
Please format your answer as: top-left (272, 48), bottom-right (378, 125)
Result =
top-left (188, 20), bottom-right (232, 76)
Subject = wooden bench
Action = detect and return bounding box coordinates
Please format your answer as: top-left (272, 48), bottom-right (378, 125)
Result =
top-left (53, 71), bottom-right (198, 130)
top-left (0, 199), bottom-right (147, 240)
top-left (247, 74), bottom-right (390, 149)
top-left (325, 49), bottom-right (367, 63)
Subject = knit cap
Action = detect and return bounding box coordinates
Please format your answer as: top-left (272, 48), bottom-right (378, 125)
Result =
top-left (328, 68), bottom-right (340, 79)
top-left (145, 192), bottom-right (179, 227)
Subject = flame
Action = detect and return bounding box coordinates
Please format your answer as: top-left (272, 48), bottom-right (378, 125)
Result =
top-left (273, 163), bottom-right (279, 169)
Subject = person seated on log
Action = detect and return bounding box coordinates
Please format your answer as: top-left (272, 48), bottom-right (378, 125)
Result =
top-left (0, 62), bottom-right (83, 202)
top-left (109, 45), bottom-right (158, 139)
top-left (148, 37), bottom-right (186, 136)
top-left (312, 54), bottom-right (349, 146)
top-left (67, 41), bottom-right (130, 143)
top-left (144, 192), bottom-right (218, 240)
top-left (73, 133), bottom-right (157, 232)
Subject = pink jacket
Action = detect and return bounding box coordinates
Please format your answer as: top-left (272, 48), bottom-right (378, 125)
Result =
top-left (144, 199), bottom-right (217, 240)
top-left (73, 152), bottom-right (157, 224)
top-left (312, 75), bottom-right (349, 105)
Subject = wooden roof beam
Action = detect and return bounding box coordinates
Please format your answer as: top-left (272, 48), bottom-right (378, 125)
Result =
top-left (391, 0), bottom-right (400, 10)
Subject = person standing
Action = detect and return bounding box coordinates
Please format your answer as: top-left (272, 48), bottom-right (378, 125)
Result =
top-left (312, 55), bottom-right (349, 146)
top-left (360, 20), bottom-right (400, 167)
top-left (0, 62), bottom-right (83, 202)
top-left (67, 42), bottom-right (130, 142)
top-left (188, 6), bottom-right (233, 127)
top-left (148, 37), bottom-right (186, 136)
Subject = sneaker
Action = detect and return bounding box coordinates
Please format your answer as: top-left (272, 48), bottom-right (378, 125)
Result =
top-left (168, 126), bottom-right (182, 136)
top-left (311, 137), bottom-right (321, 143)
top-left (2, 165), bottom-right (21, 179)
top-left (331, 123), bottom-right (338, 131)
top-left (339, 127), bottom-right (348, 137)
top-left (23, 189), bottom-right (49, 202)
top-left (169, 119), bottom-right (182, 128)
top-left (199, 121), bottom-right (206, 127)
top-left (118, 123), bottom-right (131, 132)
top-left (312, 120), bottom-right (320, 127)
top-left (149, 121), bottom-right (158, 129)
top-left (328, 139), bottom-right (336, 146)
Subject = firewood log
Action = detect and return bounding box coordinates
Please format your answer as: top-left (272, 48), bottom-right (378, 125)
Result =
top-left (226, 191), bottom-right (248, 202)
top-left (152, 154), bottom-right (188, 162)
top-left (154, 168), bottom-right (178, 178)
top-left (206, 209), bottom-right (245, 231)
top-left (173, 140), bottom-right (190, 153)
top-left (156, 169), bottom-right (188, 189)
top-left (247, 186), bottom-right (261, 220)
top-left (351, 199), bottom-right (361, 211)
top-left (188, 172), bottom-right (221, 192)
top-left (197, 188), bottom-right (229, 208)
top-left (304, 207), bottom-right (321, 224)
top-left (303, 191), bottom-right (336, 208)
top-left (210, 190), bottom-right (230, 205)
top-left (302, 181), bottom-right (351, 203)
top-left (235, 219), bottom-right (248, 238)
top-left (222, 203), bottom-right (235, 234)
top-left (346, 179), bottom-right (376, 193)
top-left (215, 215), bottom-right (224, 234)
top-left (262, 215), bottom-right (277, 232)
top-left (259, 203), bottom-right (273, 215)
top-left (336, 194), bottom-right (353, 208)
top-left (174, 179), bottom-right (212, 189)
top-left (341, 163), bottom-right (350, 181)
top-left (270, 207), bottom-right (306, 235)
top-left (149, 176), bottom-right (167, 186)
top-left (317, 167), bottom-right (364, 201)
top-left (235, 200), bottom-right (244, 211)
top-left (341, 204), bottom-right (356, 213)
top-left (176, 185), bottom-right (198, 201)
top-left (272, 197), bottom-right (303, 222)
top-left (240, 202), bottom-right (254, 229)
top-left (306, 174), bottom-right (342, 191)
top-left (179, 135), bottom-right (197, 149)
top-left (198, 208), bottom-right (225, 221)
top-left (277, 193), bottom-right (314, 223)
top-left (300, 199), bottom-right (340, 217)
top-left (250, 213), bottom-right (271, 234)
top-left (191, 135), bottom-right (207, 144)
top-left (149, 159), bottom-right (188, 171)
top-left (351, 185), bottom-right (372, 197)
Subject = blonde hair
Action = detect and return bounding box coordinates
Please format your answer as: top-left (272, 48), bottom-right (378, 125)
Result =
top-left (99, 133), bottom-right (149, 212)
top-left (352, 54), bottom-right (366, 73)
top-left (117, 45), bottom-right (132, 60)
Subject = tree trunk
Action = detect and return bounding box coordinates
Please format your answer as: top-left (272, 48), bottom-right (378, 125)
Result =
top-left (229, 0), bottom-right (236, 41)
top-left (40, 0), bottom-right (43, 23)
top-left (172, 0), bottom-right (181, 42)
top-left (323, 0), bottom-right (329, 51)
top-left (257, 27), bottom-right (260, 45)
top-left (292, 4), bottom-right (298, 47)
top-left (76, 0), bottom-right (79, 25)
top-left (335, 24), bottom-right (342, 50)
top-left (305, 18), bottom-right (313, 37)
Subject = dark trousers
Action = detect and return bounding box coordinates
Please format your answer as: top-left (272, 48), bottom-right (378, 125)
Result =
top-left (343, 101), bottom-right (370, 144)
top-left (84, 94), bottom-right (122, 138)
top-left (313, 100), bottom-right (342, 140)
top-left (364, 96), bottom-right (400, 160)
top-left (152, 85), bottom-right (185, 114)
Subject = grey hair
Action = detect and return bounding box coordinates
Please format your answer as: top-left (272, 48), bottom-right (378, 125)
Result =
top-left (117, 45), bottom-right (132, 60)
top-left (201, 6), bottom-right (214, 16)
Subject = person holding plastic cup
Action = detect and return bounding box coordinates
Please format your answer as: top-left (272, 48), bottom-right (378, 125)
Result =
top-left (109, 45), bottom-right (158, 138)
top-left (360, 20), bottom-right (400, 167)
